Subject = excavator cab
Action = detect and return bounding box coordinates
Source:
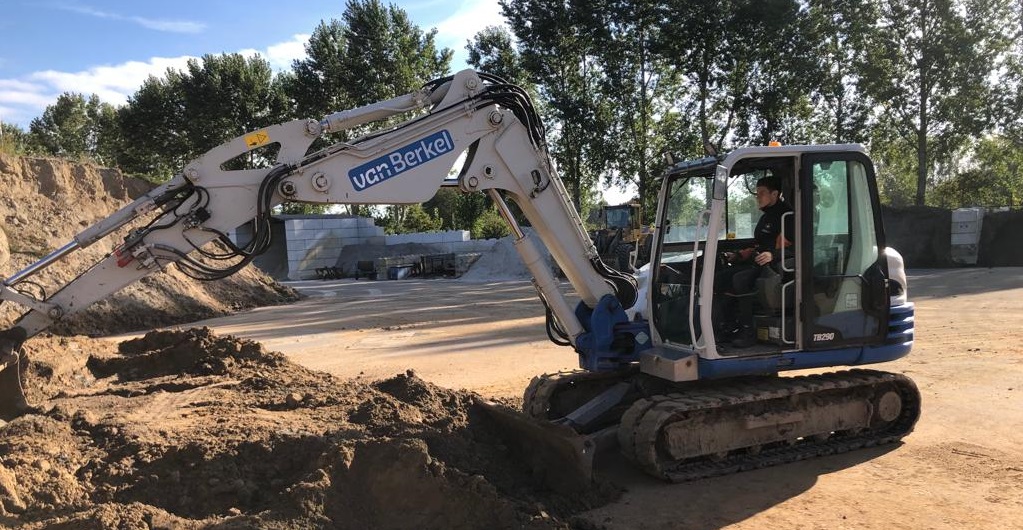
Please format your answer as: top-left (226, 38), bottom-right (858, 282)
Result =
top-left (646, 145), bottom-right (910, 374)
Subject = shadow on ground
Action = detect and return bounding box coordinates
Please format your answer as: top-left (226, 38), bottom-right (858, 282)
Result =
top-left (581, 444), bottom-right (900, 529)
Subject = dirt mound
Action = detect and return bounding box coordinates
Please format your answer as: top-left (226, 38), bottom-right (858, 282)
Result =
top-left (0, 154), bottom-right (298, 337)
top-left (1, 329), bottom-right (616, 529)
top-left (459, 230), bottom-right (555, 282)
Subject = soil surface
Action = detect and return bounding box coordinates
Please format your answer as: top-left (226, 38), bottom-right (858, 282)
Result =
top-left (1, 328), bottom-right (615, 528)
top-left (3, 271), bottom-right (1022, 529)
top-left (118, 269), bottom-right (1021, 530)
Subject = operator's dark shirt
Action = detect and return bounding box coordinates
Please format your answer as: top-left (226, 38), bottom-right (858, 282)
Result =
top-left (753, 200), bottom-right (794, 255)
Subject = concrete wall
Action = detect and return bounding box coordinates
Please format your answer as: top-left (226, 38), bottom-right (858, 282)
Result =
top-left (881, 206), bottom-right (954, 268)
top-left (282, 216), bottom-right (385, 279)
top-left (232, 220), bottom-right (289, 279)
top-left (978, 210), bottom-right (1023, 266)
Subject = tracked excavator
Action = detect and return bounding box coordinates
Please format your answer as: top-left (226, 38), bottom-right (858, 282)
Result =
top-left (0, 70), bottom-right (918, 487)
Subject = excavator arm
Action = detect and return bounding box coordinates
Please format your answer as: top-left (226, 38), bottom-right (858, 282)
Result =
top-left (0, 70), bottom-right (642, 419)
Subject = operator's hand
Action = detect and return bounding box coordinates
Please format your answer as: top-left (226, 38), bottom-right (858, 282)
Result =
top-left (754, 251), bottom-right (773, 266)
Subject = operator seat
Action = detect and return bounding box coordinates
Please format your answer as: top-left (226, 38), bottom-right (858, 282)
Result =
top-left (755, 258), bottom-right (796, 315)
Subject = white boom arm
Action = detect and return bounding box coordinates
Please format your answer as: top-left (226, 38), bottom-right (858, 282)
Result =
top-left (0, 70), bottom-right (632, 352)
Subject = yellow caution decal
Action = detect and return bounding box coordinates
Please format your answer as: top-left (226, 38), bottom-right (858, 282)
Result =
top-left (245, 130), bottom-right (271, 148)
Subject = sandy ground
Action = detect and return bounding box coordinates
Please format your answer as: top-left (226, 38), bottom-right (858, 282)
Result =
top-left (103, 267), bottom-right (1023, 530)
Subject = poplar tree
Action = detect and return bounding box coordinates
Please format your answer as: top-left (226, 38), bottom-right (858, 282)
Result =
top-left (858, 0), bottom-right (1015, 205)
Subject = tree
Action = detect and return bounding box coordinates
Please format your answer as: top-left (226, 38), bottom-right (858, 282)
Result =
top-left (384, 203), bottom-right (442, 234)
top-left (466, 26), bottom-right (528, 84)
top-left (932, 136), bottom-right (1023, 208)
top-left (117, 75), bottom-right (187, 180)
top-left (28, 93), bottom-right (120, 164)
top-left (501, 0), bottom-right (616, 213)
top-left (0, 122), bottom-right (30, 155)
top-left (806, 0), bottom-right (874, 144)
top-left (998, 1), bottom-right (1023, 149)
top-left (117, 53), bottom-right (289, 181)
top-left (858, 0), bottom-right (1015, 205)
top-left (472, 207), bottom-right (511, 239)
top-left (659, 0), bottom-right (749, 151)
top-left (286, 0), bottom-right (452, 216)
top-left (288, 0), bottom-right (452, 121)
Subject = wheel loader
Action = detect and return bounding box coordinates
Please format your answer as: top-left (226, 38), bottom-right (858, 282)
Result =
top-left (0, 70), bottom-right (918, 490)
top-left (589, 202), bottom-right (651, 272)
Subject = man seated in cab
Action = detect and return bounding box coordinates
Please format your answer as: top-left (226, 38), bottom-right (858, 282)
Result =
top-left (715, 175), bottom-right (793, 348)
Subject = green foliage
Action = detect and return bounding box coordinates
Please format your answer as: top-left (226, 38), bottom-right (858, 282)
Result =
top-left (501, 0), bottom-right (616, 212)
top-left (422, 189), bottom-right (492, 231)
top-left (0, 122), bottom-right (30, 155)
top-left (14, 0), bottom-right (1022, 213)
top-left (384, 204), bottom-right (443, 234)
top-left (117, 53), bottom-right (287, 181)
top-left (277, 203), bottom-right (331, 215)
top-left (466, 26), bottom-right (528, 84)
top-left (932, 136), bottom-right (1023, 208)
top-left (471, 207), bottom-right (511, 240)
top-left (28, 93), bottom-right (120, 164)
top-left (858, 0), bottom-right (1016, 205)
top-left (805, 0), bottom-right (874, 144)
top-left (288, 0), bottom-right (452, 121)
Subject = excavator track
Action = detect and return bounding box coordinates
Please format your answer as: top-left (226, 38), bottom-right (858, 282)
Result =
top-left (618, 369), bottom-right (920, 482)
top-left (522, 368), bottom-right (635, 423)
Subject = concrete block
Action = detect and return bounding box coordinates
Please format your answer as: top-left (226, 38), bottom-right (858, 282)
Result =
top-left (365, 236), bottom-right (387, 246)
top-left (334, 227), bottom-right (357, 239)
top-left (287, 249), bottom-right (308, 262)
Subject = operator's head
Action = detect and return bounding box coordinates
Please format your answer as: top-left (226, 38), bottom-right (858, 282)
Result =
top-left (755, 176), bottom-right (782, 210)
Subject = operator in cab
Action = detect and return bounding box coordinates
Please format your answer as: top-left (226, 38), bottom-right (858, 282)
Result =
top-left (715, 175), bottom-right (793, 347)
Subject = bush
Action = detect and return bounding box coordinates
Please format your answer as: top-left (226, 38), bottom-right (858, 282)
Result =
top-left (471, 208), bottom-right (510, 239)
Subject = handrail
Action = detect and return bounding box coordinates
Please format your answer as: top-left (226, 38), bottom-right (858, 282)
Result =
top-left (688, 210), bottom-right (711, 348)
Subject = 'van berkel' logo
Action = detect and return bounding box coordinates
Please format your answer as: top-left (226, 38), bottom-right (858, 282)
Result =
top-left (348, 130), bottom-right (454, 191)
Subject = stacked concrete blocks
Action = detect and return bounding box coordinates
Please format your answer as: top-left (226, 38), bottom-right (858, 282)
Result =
top-left (284, 216), bottom-right (385, 280)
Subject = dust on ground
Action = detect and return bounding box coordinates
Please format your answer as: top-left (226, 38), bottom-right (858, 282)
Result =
top-left (0, 154), bottom-right (298, 336)
top-left (0, 328), bottom-right (617, 529)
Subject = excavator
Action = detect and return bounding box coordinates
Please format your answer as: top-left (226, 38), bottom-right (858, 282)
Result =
top-left (0, 70), bottom-right (918, 486)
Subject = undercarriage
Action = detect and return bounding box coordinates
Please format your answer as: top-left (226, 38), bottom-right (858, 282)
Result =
top-left (523, 368), bottom-right (921, 481)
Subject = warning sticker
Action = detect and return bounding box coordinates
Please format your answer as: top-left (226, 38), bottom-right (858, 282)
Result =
top-left (245, 131), bottom-right (271, 148)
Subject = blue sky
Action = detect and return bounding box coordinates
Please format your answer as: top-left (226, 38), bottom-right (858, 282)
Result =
top-left (0, 0), bottom-right (504, 128)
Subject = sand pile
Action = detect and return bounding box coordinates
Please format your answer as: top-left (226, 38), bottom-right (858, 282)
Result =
top-left (0, 154), bottom-right (297, 337)
top-left (0, 329), bottom-right (616, 529)
top-left (459, 231), bottom-right (556, 282)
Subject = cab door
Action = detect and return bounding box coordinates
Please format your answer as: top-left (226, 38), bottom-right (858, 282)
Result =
top-left (799, 152), bottom-right (890, 350)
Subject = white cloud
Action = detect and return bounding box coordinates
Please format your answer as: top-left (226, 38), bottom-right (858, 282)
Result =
top-left (237, 34), bottom-right (310, 71)
top-left (57, 4), bottom-right (207, 34)
top-left (0, 33), bottom-right (307, 128)
top-left (431, 0), bottom-right (506, 68)
top-left (29, 56), bottom-right (196, 106)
